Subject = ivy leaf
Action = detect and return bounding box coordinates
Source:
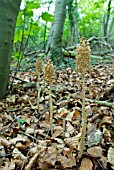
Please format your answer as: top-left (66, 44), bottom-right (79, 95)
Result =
top-left (41, 12), bottom-right (55, 22)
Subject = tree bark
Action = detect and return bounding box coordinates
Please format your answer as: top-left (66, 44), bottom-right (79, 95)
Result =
top-left (68, 0), bottom-right (75, 45)
top-left (74, 0), bottom-right (78, 44)
top-left (68, 0), bottom-right (78, 45)
top-left (46, 0), bottom-right (67, 65)
top-left (0, 0), bottom-right (22, 99)
top-left (103, 0), bottom-right (112, 41)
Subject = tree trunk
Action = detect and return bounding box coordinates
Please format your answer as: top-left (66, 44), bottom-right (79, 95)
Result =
top-left (68, 0), bottom-right (75, 45)
top-left (103, 0), bottom-right (112, 41)
top-left (109, 17), bottom-right (114, 34)
top-left (74, 0), bottom-right (78, 44)
top-left (46, 0), bottom-right (67, 65)
top-left (0, 0), bottom-right (22, 99)
top-left (68, 0), bottom-right (78, 45)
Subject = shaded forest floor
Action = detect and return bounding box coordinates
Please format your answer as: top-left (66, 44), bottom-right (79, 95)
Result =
top-left (0, 62), bottom-right (114, 170)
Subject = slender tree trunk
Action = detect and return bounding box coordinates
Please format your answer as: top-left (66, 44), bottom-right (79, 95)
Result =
top-left (68, 0), bottom-right (78, 45)
top-left (74, 0), bottom-right (78, 44)
top-left (46, 0), bottom-right (67, 65)
top-left (43, 0), bottom-right (53, 51)
top-left (103, 0), bottom-right (112, 41)
top-left (0, 0), bottom-right (22, 99)
top-left (109, 17), bottom-right (114, 34)
top-left (68, 0), bottom-right (75, 45)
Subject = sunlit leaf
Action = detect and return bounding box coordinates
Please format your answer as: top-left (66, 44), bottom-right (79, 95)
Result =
top-left (41, 12), bottom-right (55, 22)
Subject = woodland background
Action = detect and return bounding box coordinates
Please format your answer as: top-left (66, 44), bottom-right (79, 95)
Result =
top-left (0, 0), bottom-right (114, 170)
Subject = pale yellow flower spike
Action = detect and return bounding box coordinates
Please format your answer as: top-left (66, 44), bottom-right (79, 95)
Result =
top-left (36, 58), bottom-right (42, 108)
top-left (76, 37), bottom-right (91, 159)
top-left (44, 59), bottom-right (55, 135)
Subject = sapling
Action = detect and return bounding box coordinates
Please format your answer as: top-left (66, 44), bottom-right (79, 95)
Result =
top-left (44, 59), bottom-right (55, 135)
top-left (76, 37), bottom-right (91, 159)
top-left (36, 58), bottom-right (43, 108)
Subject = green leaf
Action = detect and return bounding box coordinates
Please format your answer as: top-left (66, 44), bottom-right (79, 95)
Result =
top-left (94, 2), bottom-right (100, 8)
top-left (26, 1), bottom-right (40, 10)
top-left (32, 24), bottom-right (40, 31)
top-left (12, 52), bottom-right (24, 61)
top-left (14, 30), bottom-right (23, 43)
top-left (16, 12), bottom-right (24, 26)
top-left (25, 10), bottom-right (33, 17)
top-left (41, 12), bottom-right (55, 22)
top-left (17, 118), bottom-right (26, 125)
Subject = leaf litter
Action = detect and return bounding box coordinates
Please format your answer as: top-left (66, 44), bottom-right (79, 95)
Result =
top-left (0, 63), bottom-right (114, 170)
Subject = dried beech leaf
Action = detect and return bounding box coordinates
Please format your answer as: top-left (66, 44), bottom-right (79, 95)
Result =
top-left (80, 158), bottom-right (93, 170)
top-left (66, 122), bottom-right (74, 134)
top-left (55, 108), bottom-right (69, 119)
top-left (29, 146), bottom-right (38, 155)
top-left (58, 100), bottom-right (68, 107)
top-left (65, 111), bottom-right (74, 121)
top-left (53, 137), bottom-right (64, 144)
top-left (64, 133), bottom-right (81, 149)
top-left (3, 112), bottom-right (13, 121)
top-left (87, 146), bottom-right (103, 157)
top-left (39, 120), bottom-right (50, 129)
top-left (108, 147), bottom-right (114, 169)
top-left (25, 153), bottom-right (39, 170)
top-left (7, 95), bottom-right (16, 103)
top-left (0, 161), bottom-right (15, 170)
top-left (101, 157), bottom-right (108, 169)
top-left (52, 126), bottom-right (63, 138)
top-left (66, 109), bottom-right (81, 122)
top-left (39, 146), bottom-right (58, 167)
top-left (1, 138), bottom-right (12, 148)
top-left (15, 141), bottom-right (30, 150)
top-left (57, 154), bottom-right (76, 168)
top-left (12, 148), bottom-right (26, 160)
top-left (99, 116), bottom-right (112, 126)
top-left (26, 127), bottom-right (39, 135)
top-left (14, 159), bottom-right (23, 168)
top-left (10, 134), bottom-right (30, 145)
top-left (72, 109), bottom-right (81, 121)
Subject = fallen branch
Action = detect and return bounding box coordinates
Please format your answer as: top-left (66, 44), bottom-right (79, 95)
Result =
top-left (71, 94), bottom-right (113, 108)
top-left (17, 81), bottom-right (114, 108)
top-left (85, 98), bottom-right (113, 107)
top-left (62, 49), bottom-right (103, 60)
top-left (10, 74), bottom-right (28, 83)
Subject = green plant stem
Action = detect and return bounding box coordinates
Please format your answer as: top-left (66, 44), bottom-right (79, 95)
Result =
top-left (78, 75), bottom-right (87, 159)
top-left (49, 85), bottom-right (53, 135)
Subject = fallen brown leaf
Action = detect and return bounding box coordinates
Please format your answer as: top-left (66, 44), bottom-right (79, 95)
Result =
top-left (80, 158), bottom-right (93, 170)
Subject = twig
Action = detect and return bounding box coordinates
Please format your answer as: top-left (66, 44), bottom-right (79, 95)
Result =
top-left (9, 74), bottom-right (28, 83)
top-left (19, 132), bottom-right (38, 141)
top-left (85, 98), bottom-right (113, 107)
top-left (25, 152), bottom-right (39, 170)
top-left (71, 94), bottom-right (113, 107)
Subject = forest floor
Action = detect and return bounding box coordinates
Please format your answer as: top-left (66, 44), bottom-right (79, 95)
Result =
top-left (0, 61), bottom-right (114, 170)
